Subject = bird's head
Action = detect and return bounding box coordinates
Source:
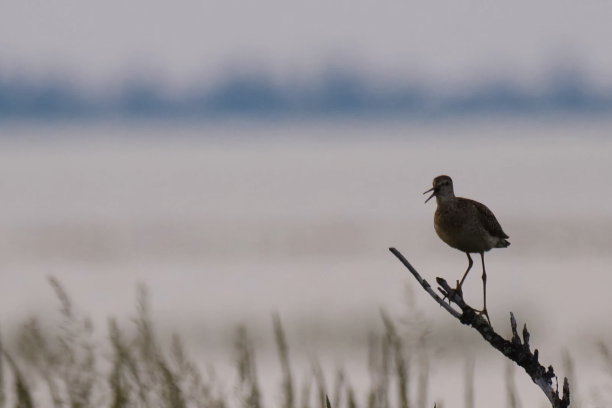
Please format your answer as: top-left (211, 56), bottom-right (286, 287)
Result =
top-left (424, 175), bottom-right (454, 203)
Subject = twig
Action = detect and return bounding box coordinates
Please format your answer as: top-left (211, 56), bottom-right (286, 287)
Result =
top-left (388, 248), bottom-right (461, 319)
top-left (389, 247), bottom-right (570, 408)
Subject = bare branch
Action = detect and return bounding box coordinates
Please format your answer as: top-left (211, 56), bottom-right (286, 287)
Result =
top-left (389, 247), bottom-right (570, 408)
top-left (388, 247), bottom-right (461, 319)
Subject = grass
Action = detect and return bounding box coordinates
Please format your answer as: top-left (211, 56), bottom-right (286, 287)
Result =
top-left (0, 277), bottom-right (600, 408)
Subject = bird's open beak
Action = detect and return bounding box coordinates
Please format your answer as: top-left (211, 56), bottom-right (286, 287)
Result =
top-left (423, 187), bottom-right (436, 203)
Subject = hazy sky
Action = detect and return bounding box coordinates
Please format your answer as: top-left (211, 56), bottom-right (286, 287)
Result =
top-left (2, 0), bottom-right (612, 89)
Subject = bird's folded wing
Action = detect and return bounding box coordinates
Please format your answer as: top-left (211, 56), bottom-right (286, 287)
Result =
top-left (469, 199), bottom-right (509, 239)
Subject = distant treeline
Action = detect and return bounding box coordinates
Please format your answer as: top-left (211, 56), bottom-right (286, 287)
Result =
top-left (1, 68), bottom-right (611, 120)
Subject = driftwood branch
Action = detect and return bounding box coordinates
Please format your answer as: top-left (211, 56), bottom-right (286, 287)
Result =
top-left (389, 247), bottom-right (570, 408)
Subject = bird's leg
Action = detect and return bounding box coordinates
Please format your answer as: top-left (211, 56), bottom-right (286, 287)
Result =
top-left (456, 252), bottom-right (474, 294)
top-left (443, 253), bottom-right (473, 303)
top-left (478, 252), bottom-right (491, 325)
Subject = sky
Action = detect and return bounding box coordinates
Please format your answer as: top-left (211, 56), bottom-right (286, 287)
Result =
top-left (2, 0), bottom-right (612, 91)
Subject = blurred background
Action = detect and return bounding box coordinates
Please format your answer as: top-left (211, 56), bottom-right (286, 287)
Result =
top-left (1, 1), bottom-right (612, 407)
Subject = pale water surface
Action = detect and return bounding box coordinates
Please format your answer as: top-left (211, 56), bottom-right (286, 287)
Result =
top-left (0, 118), bottom-right (611, 407)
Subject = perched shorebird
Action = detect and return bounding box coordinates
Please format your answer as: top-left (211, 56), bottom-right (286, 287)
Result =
top-left (424, 175), bottom-right (509, 323)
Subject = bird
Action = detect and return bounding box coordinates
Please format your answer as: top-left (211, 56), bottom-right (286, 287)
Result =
top-left (424, 175), bottom-right (509, 323)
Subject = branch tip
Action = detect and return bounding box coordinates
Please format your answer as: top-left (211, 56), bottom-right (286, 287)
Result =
top-left (510, 313), bottom-right (521, 345)
top-left (562, 377), bottom-right (570, 404)
top-left (522, 324), bottom-right (530, 348)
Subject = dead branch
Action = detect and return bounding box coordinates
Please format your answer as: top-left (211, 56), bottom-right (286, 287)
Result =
top-left (389, 247), bottom-right (570, 408)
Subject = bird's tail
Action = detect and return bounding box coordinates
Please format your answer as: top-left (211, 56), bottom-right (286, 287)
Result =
top-left (496, 239), bottom-right (510, 248)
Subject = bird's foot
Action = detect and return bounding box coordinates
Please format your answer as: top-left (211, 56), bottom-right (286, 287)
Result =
top-left (442, 281), bottom-right (463, 304)
top-left (476, 308), bottom-right (491, 325)
top-left (453, 280), bottom-right (464, 296)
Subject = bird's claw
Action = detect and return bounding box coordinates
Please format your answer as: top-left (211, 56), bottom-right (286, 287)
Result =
top-left (454, 280), bottom-right (463, 295)
top-left (442, 281), bottom-right (463, 304)
top-left (476, 308), bottom-right (491, 325)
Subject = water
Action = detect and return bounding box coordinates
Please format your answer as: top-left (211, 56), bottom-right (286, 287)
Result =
top-left (0, 117), bottom-right (611, 406)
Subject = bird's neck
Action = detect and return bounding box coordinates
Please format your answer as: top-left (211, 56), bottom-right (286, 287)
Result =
top-left (436, 194), bottom-right (455, 206)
